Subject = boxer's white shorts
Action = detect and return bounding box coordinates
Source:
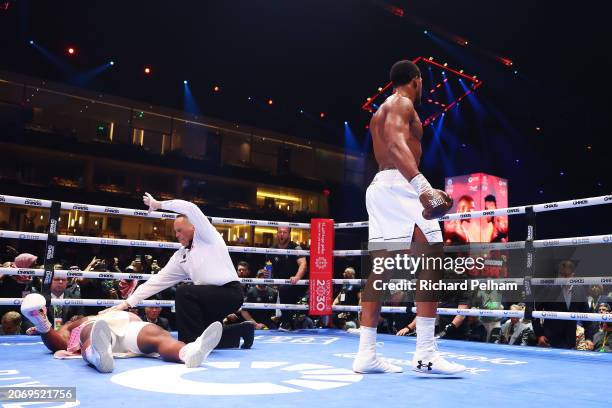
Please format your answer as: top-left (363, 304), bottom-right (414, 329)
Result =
top-left (367, 169), bottom-right (442, 250)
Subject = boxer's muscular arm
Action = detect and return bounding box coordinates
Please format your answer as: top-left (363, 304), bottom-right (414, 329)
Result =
top-left (41, 317), bottom-right (85, 352)
top-left (383, 98), bottom-right (420, 182)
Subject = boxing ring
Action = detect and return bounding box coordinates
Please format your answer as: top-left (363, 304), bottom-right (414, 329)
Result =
top-left (1, 193), bottom-right (612, 407)
top-left (1, 329), bottom-right (611, 407)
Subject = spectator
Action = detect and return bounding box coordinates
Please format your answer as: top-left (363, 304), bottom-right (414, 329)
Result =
top-left (266, 227), bottom-right (307, 331)
top-left (150, 259), bottom-right (162, 274)
top-left (576, 325), bottom-right (590, 350)
top-left (125, 255), bottom-right (144, 274)
top-left (143, 306), bottom-right (170, 331)
top-left (332, 267), bottom-right (361, 329)
top-left (380, 290), bottom-right (413, 334)
top-left (236, 261), bottom-right (253, 291)
top-left (396, 314), bottom-right (417, 336)
top-left (33, 265), bottom-right (84, 330)
top-left (497, 304), bottom-right (536, 346)
top-left (143, 254), bottom-right (154, 274)
top-left (592, 303), bottom-right (611, 352)
top-left (587, 285), bottom-right (604, 311)
top-left (472, 287), bottom-right (504, 342)
top-left (293, 312), bottom-right (315, 329)
top-left (534, 260), bottom-right (589, 349)
top-left (236, 261), bottom-right (251, 279)
top-left (435, 270), bottom-right (471, 340)
top-left (0, 311), bottom-right (22, 335)
top-left (241, 269), bottom-right (278, 329)
top-left (585, 285), bottom-right (605, 339)
top-left (0, 254), bottom-right (39, 319)
top-left (76, 256), bottom-right (108, 314)
top-left (466, 314), bottom-right (488, 342)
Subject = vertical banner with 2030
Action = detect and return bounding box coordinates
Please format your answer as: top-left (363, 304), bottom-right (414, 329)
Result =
top-left (309, 218), bottom-right (334, 315)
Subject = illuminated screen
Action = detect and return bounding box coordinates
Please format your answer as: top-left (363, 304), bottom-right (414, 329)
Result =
top-left (443, 173), bottom-right (508, 244)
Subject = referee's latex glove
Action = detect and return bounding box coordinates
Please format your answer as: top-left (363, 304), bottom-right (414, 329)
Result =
top-left (98, 300), bottom-right (129, 315)
top-left (143, 192), bottom-right (162, 213)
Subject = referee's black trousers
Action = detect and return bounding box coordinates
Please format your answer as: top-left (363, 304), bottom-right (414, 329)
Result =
top-left (175, 281), bottom-right (243, 343)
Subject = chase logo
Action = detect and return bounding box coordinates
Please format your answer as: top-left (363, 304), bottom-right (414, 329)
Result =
top-left (543, 203), bottom-right (558, 209)
top-left (105, 207), bottom-right (119, 214)
top-left (161, 213), bottom-right (175, 219)
top-left (222, 219), bottom-right (235, 223)
top-left (130, 241), bottom-right (147, 247)
top-left (101, 239), bottom-right (119, 245)
top-left (571, 238), bottom-right (590, 245)
top-left (133, 211), bottom-right (148, 216)
top-left (111, 361), bottom-right (363, 396)
top-left (506, 208), bottom-right (520, 214)
top-left (24, 199), bottom-right (42, 206)
top-left (572, 199), bottom-right (588, 206)
top-left (73, 204), bottom-right (89, 211)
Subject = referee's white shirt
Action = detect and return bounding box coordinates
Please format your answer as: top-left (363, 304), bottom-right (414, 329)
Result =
top-left (126, 200), bottom-right (238, 307)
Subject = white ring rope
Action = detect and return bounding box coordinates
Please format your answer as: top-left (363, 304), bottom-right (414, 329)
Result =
top-left (415, 307), bottom-right (612, 323)
top-left (2, 268), bottom-right (611, 287)
top-left (335, 195), bottom-right (612, 226)
top-left (0, 297), bottom-right (608, 323)
top-left (1, 193), bottom-right (611, 228)
top-left (0, 194), bottom-right (311, 228)
top-left (2, 229), bottom-right (611, 256)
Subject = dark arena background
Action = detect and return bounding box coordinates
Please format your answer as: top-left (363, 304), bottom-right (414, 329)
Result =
top-left (0, 1), bottom-right (611, 407)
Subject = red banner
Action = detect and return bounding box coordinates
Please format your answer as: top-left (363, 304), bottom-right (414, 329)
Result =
top-left (309, 218), bottom-right (334, 315)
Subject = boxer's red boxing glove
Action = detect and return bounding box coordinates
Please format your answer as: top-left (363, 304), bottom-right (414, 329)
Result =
top-left (409, 173), bottom-right (453, 220)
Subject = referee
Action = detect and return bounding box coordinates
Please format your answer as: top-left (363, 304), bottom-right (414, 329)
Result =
top-left (103, 193), bottom-right (243, 343)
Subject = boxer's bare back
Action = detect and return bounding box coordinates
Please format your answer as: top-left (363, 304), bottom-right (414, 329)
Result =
top-left (369, 94), bottom-right (422, 180)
